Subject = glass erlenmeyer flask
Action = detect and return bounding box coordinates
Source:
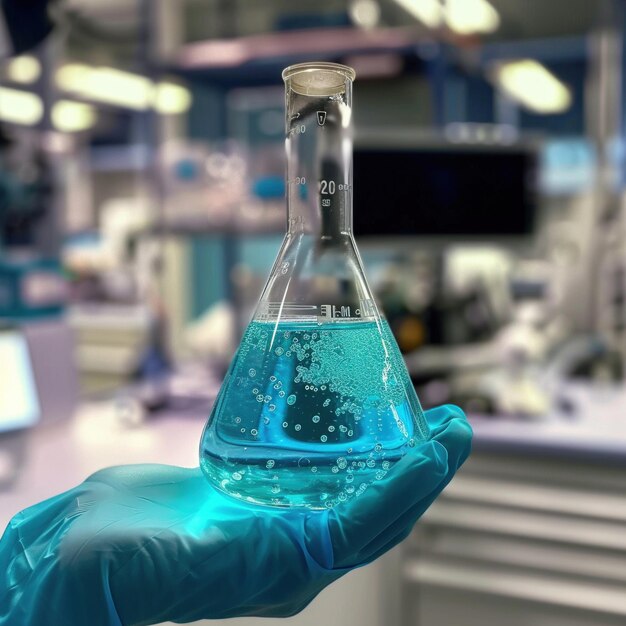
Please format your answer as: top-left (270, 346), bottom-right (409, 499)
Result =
top-left (200, 62), bottom-right (428, 509)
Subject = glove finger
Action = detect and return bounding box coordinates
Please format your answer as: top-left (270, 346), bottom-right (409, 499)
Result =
top-left (425, 404), bottom-right (472, 469)
top-left (324, 406), bottom-right (471, 569)
top-left (323, 439), bottom-right (447, 570)
top-left (355, 409), bottom-right (472, 563)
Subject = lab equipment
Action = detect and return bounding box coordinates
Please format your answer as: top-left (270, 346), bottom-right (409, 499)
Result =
top-left (353, 142), bottom-right (537, 238)
top-left (0, 256), bottom-right (66, 319)
top-left (200, 62), bottom-right (429, 509)
top-left (0, 328), bottom-right (39, 433)
top-left (0, 405), bottom-right (471, 626)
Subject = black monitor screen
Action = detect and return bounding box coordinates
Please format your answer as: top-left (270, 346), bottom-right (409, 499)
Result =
top-left (353, 147), bottom-right (536, 237)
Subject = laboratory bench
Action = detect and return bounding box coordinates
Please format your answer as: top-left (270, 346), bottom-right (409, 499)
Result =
top-left (1, 394), bottom-right (626, 626)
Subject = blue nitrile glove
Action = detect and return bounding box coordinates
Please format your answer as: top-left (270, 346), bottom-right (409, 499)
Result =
top-left (0, 405), bottom-right (471, 626)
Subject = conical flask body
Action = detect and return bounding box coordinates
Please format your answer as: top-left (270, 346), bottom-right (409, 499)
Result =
top-left (200, 236), bottom-right (428, 509)
top-left (200, 62), bottom-right (428, 508)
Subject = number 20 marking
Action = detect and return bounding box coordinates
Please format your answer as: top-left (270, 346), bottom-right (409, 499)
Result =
top-left (320, 180), bottom-right (336, 195)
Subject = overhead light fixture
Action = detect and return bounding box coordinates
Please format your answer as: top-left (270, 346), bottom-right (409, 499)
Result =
top-left (52, 100), bottom-right (97, 132)
top-left (349, 0), bottom-right (381, 29)
top-left (444, 0), bottom-right (499, 35)
top-left (154, 81), bottom-right (192, 114)
top-left (393, 0), bottom-right (500, 35)
top-left (57, 64), bottom-right (153, 110)
top-left (494, 59), bottom-right (572, 114)
top-left (4, 55), bottom-right (41, 84)
top-left (56, 63), bottom-right (193, 115)
top-left (393, 0), bottom-right (443, 29)
top-left (0, 87), bottom-right (43, 125)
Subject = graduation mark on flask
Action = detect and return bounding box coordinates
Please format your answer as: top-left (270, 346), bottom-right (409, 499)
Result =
top-left (288, 124), bottom-right (306, 137)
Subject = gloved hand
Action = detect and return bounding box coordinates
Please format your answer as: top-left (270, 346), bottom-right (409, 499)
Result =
top-left (0, 405), bottom-right (471, 626)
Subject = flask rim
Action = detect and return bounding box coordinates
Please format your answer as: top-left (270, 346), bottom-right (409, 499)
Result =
top-left (282, 61), bottom-right (356, 83)
top-left (282, 62), bottom-right (355, 96)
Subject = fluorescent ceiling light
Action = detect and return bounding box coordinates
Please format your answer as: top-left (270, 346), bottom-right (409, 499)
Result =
top-left (56, 64), bottom-right (193, 115)
top-left (393, 0), bottom-right (499, 35)
top-left (5, 55), bottom-right (41, 84)
top-left (0, 87), bottom-right (43, 125)
top-left (393, 0), bottom-right (443, 28)
top-left (349, 0), bottom-right (381, 29)
top-left (57, 64), bottom-right (153, 110)
top-left (52, 100), bottom-right (97, 132)
top-left (444, 0), bottom-right (499, 34)
top-left (494, 59), bottom-right (572, 114)
top-left (154, 81), bottom-right (192, 114)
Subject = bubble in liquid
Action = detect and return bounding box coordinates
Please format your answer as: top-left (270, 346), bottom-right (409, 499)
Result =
top-left (269, 404), bottom-right (276, 412)
top-left (375, 443), bottom-right (383, 452)
top-left (271, 484), bottom-right (281, 494)
top-left (366, 459), bottom-right (376, 468)
top-left (312, 415), bottom-right (320, 423)
top-left (232, 472), bottom-right (243, 481)
top-left (338, 492), bottom-right (347, 502)
top-left (376, 470), bottom-right (386, 480)
top-left (320, 435), bottom-right (328, 442)
top-left (250, 429), bottom-right (258, 436)
top-left (282, 421), bottom-right (288, 428)
top-left (337, 457), bottom-right (347, 469)
top-left (339, 425), bottom-right (347, 432)
top-left (346, 474), bottom-right (354, 483)
top-left (311, 466), bottom-right (318, 473)
top-left (235, 416), bottom-right (241, 424)
top-left (328, 425), bottom-right (336, 432)
top-left (264, 395), bottom-right (272, 403)
top-left (331, 466), bottom-right (339, 473)
top-left (263, 416), bottom-right (270, 425)
top-left (275, 347), bottom-right (284, 356)
top-left (270, 376), bottom-right (276, 382)
top-left (249, 368), bottom-right (256, 377)
top-left (323, 399), bottom-right (331, 407)
top-left (256, 395), bottom-right (264, 402)
top-left (348, 430), bottom-right (354, 437)
top-left (295, 424), bottom-right (302, 431)
top-left (346, 485), bottom-right (355, 494)
top-left (382, 461), bottom-right (391, 470)
top-left (279, 391), bottom-right (286, 398)
top-left (287, 394), bottom-right (297, 405)
top-left (408, 438), bottom-right (416, 447)
top-left (240, 428), bottom-right (246, 433)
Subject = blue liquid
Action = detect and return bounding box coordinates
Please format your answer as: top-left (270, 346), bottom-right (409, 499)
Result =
top-left (200, 318), bottom-right (427, 509)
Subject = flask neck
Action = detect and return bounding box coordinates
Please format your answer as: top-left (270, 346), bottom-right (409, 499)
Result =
top-left (284, 74), bottom-right (353, 239)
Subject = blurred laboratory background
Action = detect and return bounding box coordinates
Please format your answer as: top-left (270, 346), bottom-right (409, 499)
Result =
top-left (1, 0), bottom-right (626, 625)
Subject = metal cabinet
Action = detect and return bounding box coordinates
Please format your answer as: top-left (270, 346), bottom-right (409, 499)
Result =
top-left (404, 451), bottom-right (626, 626)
